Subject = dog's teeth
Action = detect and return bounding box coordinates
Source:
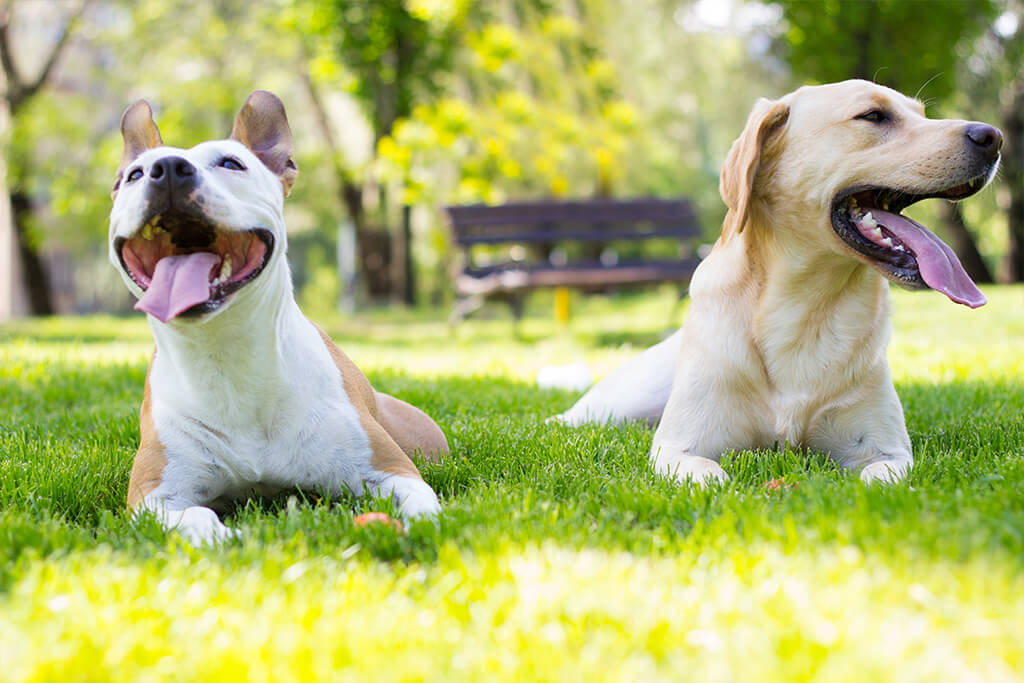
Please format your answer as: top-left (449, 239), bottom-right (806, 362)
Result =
top-left (893, 244), bottom-right (906, 252)
top-left (881, 237), bottom-right (893, 247)
top-left (861, 212), bottom-right (877, 229)
top-left (219, 256), bottom-right (232, 281)
top-left (871, 227), bottom-right (883, 238)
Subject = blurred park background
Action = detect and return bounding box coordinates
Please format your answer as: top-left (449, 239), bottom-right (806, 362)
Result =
top-left (1, 0), bottom-right (1023, 321)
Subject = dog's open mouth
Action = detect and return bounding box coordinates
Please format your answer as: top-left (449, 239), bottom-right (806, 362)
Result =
top-left (830, 177), bottom-right (988, 308)
top-left (115, 212), bottom-right (274, 322)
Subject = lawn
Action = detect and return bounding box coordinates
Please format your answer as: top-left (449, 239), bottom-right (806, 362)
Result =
top-left (1, 286), bottom-right (1023, 682)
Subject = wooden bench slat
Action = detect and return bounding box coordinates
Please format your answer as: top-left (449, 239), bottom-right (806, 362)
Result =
top-left (453, 226), bottom-right (699, 245)
top-left (456, 259), bottom-right (701, 295)
top-left (447, 199), bottom-right (697, 229)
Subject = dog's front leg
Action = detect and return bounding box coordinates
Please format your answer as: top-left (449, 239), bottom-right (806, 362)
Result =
top-left (650, 418), bottom-right (739, 487)
top-left (364, 472), bottom-right (441, 520)
top-left (651, 446), bottom-right (729, 486)
top-left (808, 376), bottom-right (913, 484)
top-left (649, 363), bottom-right (765, 486)
top-left (133, 492), bottom-right (237, 546)
top-left (359, 419), bottom-right (441, 521)
top-left (127, 441), bottom-right (236, 545)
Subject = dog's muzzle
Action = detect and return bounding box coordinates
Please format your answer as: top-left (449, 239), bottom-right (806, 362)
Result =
top-left (115, 212), bottom-right (274, 323)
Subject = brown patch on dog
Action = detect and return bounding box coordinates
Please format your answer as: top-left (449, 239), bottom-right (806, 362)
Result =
top-left (314, 326), bottom-right (424, 479)
top-left (126, 355), bottom-right (167, 508)
top-left (375, 391), bottom-right (449, 462)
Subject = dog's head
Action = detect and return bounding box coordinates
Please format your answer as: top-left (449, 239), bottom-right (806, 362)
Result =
top-left (109, 90), bottom-right (299, 323)
top-left (720, 79), bottom-right (1000, 308)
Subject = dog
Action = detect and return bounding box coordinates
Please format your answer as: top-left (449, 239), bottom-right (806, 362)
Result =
top-left (556, 80), bottom-right (1000, 486)
top-left (109, 91), bottom-right (448, 544)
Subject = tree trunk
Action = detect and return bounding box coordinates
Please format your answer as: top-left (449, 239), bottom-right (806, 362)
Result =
top-left (0, 2), bottom-right (85, 318)
top-left (0, 167), bottom-right (27, 320)
top-left (10, 190), bottom-right (53, 314)
top-left (300, 70), bottom-right (394, 299)
top-left (937, 201), bottom-right (993, 284)
top-left (1003, 80), bottom-right (1024, 282)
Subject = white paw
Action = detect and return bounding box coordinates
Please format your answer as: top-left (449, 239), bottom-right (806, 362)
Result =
top-left (656, 455), bottom-right (729, 487)
top-left (170, 506), bottom-right (237, 546)
top-left (389, 477), bottom-right (441, 520)
top-left (860, 460), bottom-right (910, 484)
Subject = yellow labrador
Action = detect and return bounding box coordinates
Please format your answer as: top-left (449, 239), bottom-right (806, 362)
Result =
top-left (556, 80), bottom-right (1001, 485)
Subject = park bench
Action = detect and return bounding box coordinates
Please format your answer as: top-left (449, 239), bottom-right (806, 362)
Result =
top-left (445, 198), bottom-right (703, 323)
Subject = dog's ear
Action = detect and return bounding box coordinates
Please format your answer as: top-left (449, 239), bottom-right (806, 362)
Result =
top-left (719, 97), bottom-right (789, 241)
top-left (230, 90), bottom-right (299, 197)
top-left (113, 100), bottom-right (163, 200)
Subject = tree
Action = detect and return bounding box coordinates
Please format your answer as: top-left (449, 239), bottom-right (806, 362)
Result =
top-left (0, 1), bottom-right (87, 316)
top-left (960, 2), bottom-right (1024, 281)
top-left (769, 0), bottom-right (999, 283)
top-left (290, 0), bottom-right (471, 299)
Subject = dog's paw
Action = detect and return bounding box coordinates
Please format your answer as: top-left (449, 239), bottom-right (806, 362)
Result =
top-left (392, 477), bottom-right (442, 521)
top-left (172, 506), bottom-right (238, 546)
top-left (860, 460), bottom-right (910, 484)
top-left (657, 456), bottom-right (729, 487)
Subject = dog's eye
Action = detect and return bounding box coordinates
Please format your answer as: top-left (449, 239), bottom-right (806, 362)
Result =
top-left (855, 110), bottom-right (890, 124)
top-left (218, 157), bottom-right (246, 171)
top-left (126, 168), bottom-right (144, 182)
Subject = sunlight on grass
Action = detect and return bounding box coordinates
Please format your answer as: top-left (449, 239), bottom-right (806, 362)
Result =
top-left (1, 542), bottom-right (1020, 683)
top-left (1, 286), bottom-right (1022, 681)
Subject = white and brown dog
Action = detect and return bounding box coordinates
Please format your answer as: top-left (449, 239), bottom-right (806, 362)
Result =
top-left (110, 91), bottom-right (448, 544)
top-left (556, 80), bottom-right (1001, 486)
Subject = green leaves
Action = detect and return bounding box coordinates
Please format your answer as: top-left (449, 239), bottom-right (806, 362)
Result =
top-left (772, 0), bottom-right (999, 103)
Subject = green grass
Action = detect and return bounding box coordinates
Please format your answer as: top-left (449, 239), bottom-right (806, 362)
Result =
top-left (1, 286), bottom-right (1023, 681)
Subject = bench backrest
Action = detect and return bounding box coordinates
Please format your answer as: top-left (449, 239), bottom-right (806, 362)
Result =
top-left (446, 198), bottom-right (700, 247)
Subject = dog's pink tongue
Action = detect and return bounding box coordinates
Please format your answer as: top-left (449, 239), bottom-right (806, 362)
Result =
top-left (134, 252), bottom-right (220, 322)
top-left (871, 209), bottom-right (986, 308)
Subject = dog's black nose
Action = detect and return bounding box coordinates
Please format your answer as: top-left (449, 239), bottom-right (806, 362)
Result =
top-left (149, 156), bottom-right (197, 192)
top-left (965, 123), bottom-right (1003, 158)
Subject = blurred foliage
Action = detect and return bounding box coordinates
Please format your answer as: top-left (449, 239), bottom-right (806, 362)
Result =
top-left (378, 1), bottom-right (783, 226)
top-left (772, 0), bottom-right (998, 101)
top-left (2, 0), bottom-right (787, 309)
top-left (322, 0), bottom-right (469, 140)
top-left (7, 0), bottom-right (1024, 309)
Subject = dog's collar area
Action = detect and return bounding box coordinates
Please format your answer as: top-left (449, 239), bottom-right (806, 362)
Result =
top-left (830, 179), bottom-right (988, 307)
top-left (115, 214), bottom-right (274, 321)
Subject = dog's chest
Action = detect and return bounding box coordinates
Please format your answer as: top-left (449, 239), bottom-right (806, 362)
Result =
top-left (149, 334), bottom-right (373, 499)
top-left (754, 292), bottom-right (889, 441)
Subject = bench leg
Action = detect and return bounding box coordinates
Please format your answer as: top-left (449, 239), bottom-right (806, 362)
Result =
top-left (508, 294), bottom-right (526, 322)
top-left (449, 294), bottom-right (485, 326)
top-left (554, 286), bottom-right (570, 326)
